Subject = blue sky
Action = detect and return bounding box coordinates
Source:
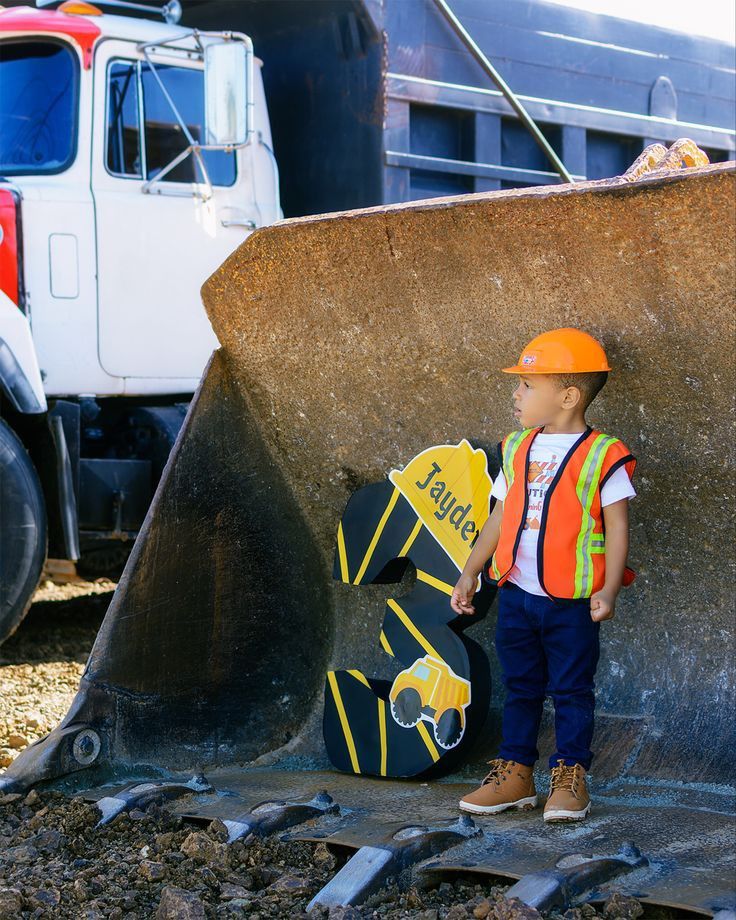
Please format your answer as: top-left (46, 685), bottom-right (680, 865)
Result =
top-left (546, 0), bottom-right (736, 43)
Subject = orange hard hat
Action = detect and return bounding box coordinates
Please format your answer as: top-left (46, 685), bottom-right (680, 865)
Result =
top-left (502, 328), bottom-right (611, 374)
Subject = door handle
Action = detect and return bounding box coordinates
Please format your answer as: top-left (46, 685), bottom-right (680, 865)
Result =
top-left (221, 218), bottom-right (257, 229)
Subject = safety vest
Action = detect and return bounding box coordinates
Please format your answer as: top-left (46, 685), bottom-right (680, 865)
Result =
top-left (486, 426), bottom-right (636, 600)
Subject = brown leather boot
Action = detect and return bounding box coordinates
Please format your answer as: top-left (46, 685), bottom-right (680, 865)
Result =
top-left (459, 758), bottom-right (538, 815)
top-left (544, 759), bottom-right (591, 822)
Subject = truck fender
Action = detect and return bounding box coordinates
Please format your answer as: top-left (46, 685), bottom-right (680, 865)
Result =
top-left (0, 290), bottom-right (46, 414)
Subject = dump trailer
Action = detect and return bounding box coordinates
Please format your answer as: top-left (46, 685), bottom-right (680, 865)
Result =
top-left (1, 159), bottom-right (734, 916)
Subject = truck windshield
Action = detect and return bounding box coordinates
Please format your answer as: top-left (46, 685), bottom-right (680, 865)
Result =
top-left (0, 40), bottom-right (78, 175)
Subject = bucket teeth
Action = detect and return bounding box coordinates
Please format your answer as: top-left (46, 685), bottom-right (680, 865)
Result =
top-left (306, 816), bottom-right (481, 911)
top-left (223, 790), bottom-right (339, 843)
top-left (95, 775), bottom-right (213, 827)
top-left (503, 843), bottom-right (648, 912)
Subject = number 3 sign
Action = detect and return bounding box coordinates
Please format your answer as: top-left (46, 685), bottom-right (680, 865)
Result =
top-left (324, 440), bottom-right (497, 778)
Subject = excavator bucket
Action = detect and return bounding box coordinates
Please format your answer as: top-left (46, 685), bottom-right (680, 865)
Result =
top-left (2, 160), bottom-right (734, 916)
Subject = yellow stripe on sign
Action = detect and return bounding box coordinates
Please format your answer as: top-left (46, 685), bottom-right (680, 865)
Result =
top-left (326, 671), bottom-right (361, 774)
top-left (416, 569), bottom-right (455, 596)
top-left (336, 522), bottom-right (350, 583)
top-left (354, 487), bottom-right (401, 585)
top-left (398, 517), bottom-right (423, 558)
top-left (379, 630), bottom-right (395, 658)
top-left (416, 720), bottom-right (441, 762)
top-left (347, 669), bottom-right (371, 688)
top-left (378, 698), bottom-right (388, 776)
top-left (387, 598), bottom-right (442, 660)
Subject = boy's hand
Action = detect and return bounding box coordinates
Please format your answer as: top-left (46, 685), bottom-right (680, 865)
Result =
top-left (451, 574), bottom-right (478, 616)
top-left (590, 590), bottom-right (616, 622)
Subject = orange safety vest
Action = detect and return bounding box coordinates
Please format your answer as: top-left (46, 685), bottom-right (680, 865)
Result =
top-left (486, 426), bottom-right (636, 601)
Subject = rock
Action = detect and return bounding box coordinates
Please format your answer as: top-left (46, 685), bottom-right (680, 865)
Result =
top-left (4, 843), bottom-right (39, 863)
top-left (313, 842), bottom-right (337, 871)
top-left (7, 734), bottom-right (28, 750)
top-left (139, 860), bottom-right (166, 881)
top-left (218, 898), bottom-right (253, 914)
top-left (417, 911), bottom-right (439, 920)
top-left (0, 751), bottom-right (13, 768)
top-left (73, 879), bottom-right (90, 903)
top-left (492, 898), bottom-right (542, 920)
top-left (473, 900), bottom-right (492, 919)
top-left (156, 886), bottom-right (206, 919)
top-left (180, 831), bottom-right (226, 865)
top-left (602, 892), bottom-right (644, 919)
top-left (30, 887), bottom-right (61, 910)
top-left (121, 890), bottom-right (139, 910)
top-left (219, 883), bottom-right (251, 901)
top-left (31, 828), bottom-right (64, 852)
top-left (445, 906), bottom-right (470, 920)
top-left (328, 908), bottom-right (362, 920)
top-left (23, 789), bottom-right (41, 807)
top-left (0, 888), bottom-right (24, 919)
top-left (207, 818), bottom-right (229, 842)
top-left (81, 908), bottom-right (105, 920)
top-left (154, 832), bottom-right (175, 851)
top-left (268, 874), bottom-right (311, 896)
top-left (198, 866), bottom-right (219, 889)
top-left (0, 793), bottom-right (22, 805)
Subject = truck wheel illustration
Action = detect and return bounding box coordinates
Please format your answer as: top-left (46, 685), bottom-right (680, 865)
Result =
top-left (435, 708), bottom-right (463, 749)
top-left (391, 687), bottom-right (422, 727)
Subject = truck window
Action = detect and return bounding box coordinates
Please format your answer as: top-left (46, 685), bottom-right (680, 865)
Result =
top-left (414, 664), bottom-right (431, 682)
top-left (107, 61), bottom-right (142, 177)
top-left (105, 60), bottom-right (235, 186)
top-left (0, 40), bottom-right (78, 175)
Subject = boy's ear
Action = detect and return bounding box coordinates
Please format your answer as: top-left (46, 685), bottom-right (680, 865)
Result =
top-left (560, 385), bottom-right (583, 409)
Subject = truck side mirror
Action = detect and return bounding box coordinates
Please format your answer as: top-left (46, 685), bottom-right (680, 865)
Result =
top-left (204, 40), bottom-right (251, 147)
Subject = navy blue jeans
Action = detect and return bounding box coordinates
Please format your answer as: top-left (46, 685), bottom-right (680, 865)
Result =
top-left (494, 581), bottom-right (601, 771)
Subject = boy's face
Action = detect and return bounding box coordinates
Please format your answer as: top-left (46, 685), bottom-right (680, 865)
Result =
top-left (512, 374), bottom-right (577, 427)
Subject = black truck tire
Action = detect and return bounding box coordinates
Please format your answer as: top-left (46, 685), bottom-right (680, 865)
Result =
top-left (0, 418), bottom-right (47, 645)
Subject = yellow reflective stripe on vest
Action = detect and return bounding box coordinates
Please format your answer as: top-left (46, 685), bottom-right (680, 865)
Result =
top-left (492, 429), bottom-right (530, 580)
top-left (502, 429), bottom-right (529, 490)
top-left (573, 435), bottom-right (618, 597)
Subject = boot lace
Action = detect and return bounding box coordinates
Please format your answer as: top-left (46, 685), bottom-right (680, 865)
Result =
top-left (481, 757), bottom-right (514, 787)
top-left (550, 759), bottom-right (583, 796)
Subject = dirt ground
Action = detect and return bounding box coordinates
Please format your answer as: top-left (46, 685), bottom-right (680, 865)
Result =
top-left (0, 578), bottom-right (115, 770)
top-left (0, 584), bottom-right (676, 919)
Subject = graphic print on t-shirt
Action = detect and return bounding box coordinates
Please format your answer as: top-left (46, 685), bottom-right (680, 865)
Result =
top-left (525, 455), bottom-right (561, 532)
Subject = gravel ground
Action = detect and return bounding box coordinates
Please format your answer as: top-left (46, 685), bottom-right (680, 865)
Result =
top-left (0, 584), bottom-right (677, 919)
top-left (0, 578), bottom-right (114, 770)
top-left (0, 789), bottom-right (651, 919)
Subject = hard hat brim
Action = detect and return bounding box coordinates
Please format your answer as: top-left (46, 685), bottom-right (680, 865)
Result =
top-left (501, 363), bottom-right (611, 374)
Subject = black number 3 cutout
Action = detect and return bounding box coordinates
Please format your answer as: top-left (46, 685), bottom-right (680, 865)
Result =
top-left (324, 441), bottom-right (497, 778)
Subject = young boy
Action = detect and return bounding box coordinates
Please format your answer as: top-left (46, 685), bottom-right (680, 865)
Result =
top-left (451, 328), bottom-right (636, 823)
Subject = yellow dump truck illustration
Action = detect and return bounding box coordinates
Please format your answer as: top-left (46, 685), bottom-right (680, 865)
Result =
top-left (389, 656), bottom-right (471, 750)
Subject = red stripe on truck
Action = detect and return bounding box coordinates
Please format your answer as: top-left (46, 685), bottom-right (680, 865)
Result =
top-left (0, 7), bottom-right (101, 69)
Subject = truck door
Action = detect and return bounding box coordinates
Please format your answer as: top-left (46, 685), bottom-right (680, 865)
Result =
top-left (91, 40), bottom-right (258, 383)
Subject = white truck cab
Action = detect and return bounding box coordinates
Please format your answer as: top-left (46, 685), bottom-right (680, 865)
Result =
top-left (0, 0), bottom-right (281, 642)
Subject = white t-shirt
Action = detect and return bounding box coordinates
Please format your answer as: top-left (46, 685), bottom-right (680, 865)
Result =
top-left (491, 431), bottom-right (636, 596)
